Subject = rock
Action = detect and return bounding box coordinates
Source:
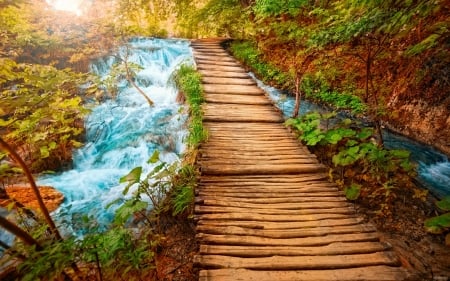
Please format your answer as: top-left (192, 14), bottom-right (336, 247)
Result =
top-left (2, 185), bottom-right (64, 213)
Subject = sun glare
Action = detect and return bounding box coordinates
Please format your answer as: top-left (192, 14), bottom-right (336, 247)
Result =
top-left (46, 0), bottom-right (83, 16)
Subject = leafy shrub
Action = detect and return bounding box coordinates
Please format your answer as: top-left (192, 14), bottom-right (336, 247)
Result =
top-left (286, 112), bottom-right (418, 215)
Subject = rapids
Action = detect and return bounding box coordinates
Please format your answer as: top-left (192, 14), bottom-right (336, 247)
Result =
top-left (38, 38), bottom-right (193, 235)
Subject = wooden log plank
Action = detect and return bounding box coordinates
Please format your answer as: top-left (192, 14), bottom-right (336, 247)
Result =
top-left (198, 181), bottom-right (336, 189)
top-left (196, 224), bottom-right (376, 239)
top-left (196, 218), bottom-right (365, 230)
top-left (199, 174), bottom-right (327, 183)
top-left (199, 241), bottom-right (392, 257)
top-left (196, 60), bottom-right (240, 67)
top-left (197, 65), bottom-right (247, 72)
top-left (195, 252), bottom-right (400, 269)
top-left (193, 50), bottom-right (232, 57)
top-left (197, 195), bottom-right (345, 204)
top-left (196, 232), bottom-right (381, 247)
top-left (195, 55), bottom-right (237, 63)
top-left (195, 212), bottom-right (353, 222)
top-left (202, 77), bottom-right (256, 85)
top-left (199, 159), bottom-right (318, 166)
top-left (200, 155), bottom-right (314, 162)
top-left (198, 266), bottom-right (409, 281)
top-left (198, 70), bottom-right (250, 78)
top-left (199, 150), bottom-right (310, 156)
top-left (198, 199), bottom-right (350, 210)
top-left (199, 146), bottom-right (308, 152)
top-left (206, 135), bottom-right (297, 141)
top-left (195, 190), bottom-right (342, 198)
top-left (203, 84), bottom-right (265, 94)
top-left (204, 94), bottom-right (271, 105)
top-left (204, 139), bottom-right (301, 145)
top-left (200, 164), bottom-right (326, 175)
top-left (203, 115), bottom-right (283, 123)
top-left (195, 205), bottom-right (353, 216)
top-left (195, 184), bottom-right (343, 192)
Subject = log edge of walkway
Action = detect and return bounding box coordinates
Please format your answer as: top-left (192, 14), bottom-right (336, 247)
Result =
top-left (191, 38), bottom-right (411, 281)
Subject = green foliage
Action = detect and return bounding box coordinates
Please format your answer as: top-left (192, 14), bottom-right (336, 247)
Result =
top-left (171, 164), bottom-right (196, 216)
top-left (15, 224), bottom-right (154, 281)
top-left (174, 64), bottom-right (207, 148)
top-left (424, 213), bottom-right (450, 234)
top-left (174, 0), bottom-right (253, 38)
top-left (344, 183), bottom-right (361, 200)
top-left (425, 196), bottom-right (450, 235)
top-left (286, 112), bottom-right (416, 215)
top-left (253, 0), bottom-right (308, 18)
top-left (230, 41), bottom-right (291, 88)
top-left (301, 75), bottom-right (367, 114)
top-left (436, 197), bottom-right (450, 212)
top-left (0, 58), bottom-right (96, 172)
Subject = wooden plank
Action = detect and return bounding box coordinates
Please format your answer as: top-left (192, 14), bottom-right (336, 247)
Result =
top-left (198, 181), bottom-right (335, 188)
top-left (197, 64), bottom-right (247, 72)
top-left (196, 186), bottom-right (339, 194)
top-left (195, 54), bottom-right (237, 63)
top-left (196, 60), bottom-right (241, 67)
top-left (198, 70), bottom-right (249, 78)
top-left (204, 94), bottom-right (271, 105)
top-left (199, 159), bottom-right (318, 166)
top-left (200, 164), bottom-right (326, 175)
top-left (199, 150), bottom-right (311, 157)
top-left (198, 195), bottom-right (345, 204)
top-left (195, 212), bottom-right (353, 222)
top-left (199, 241), bottom-right (392, 257)
top-left (203, 115), bottom-right (284, 123)
top-left (195, 205), bottom-right (354, 216)
top-left (195, 253), bottom-right (400, 269)
top-left (198, 199), bottom-right (350, 210)
top-left (196, 232), bottom-right (381, 247)
top-left (202, 77), bottom-right (256, 85)
top-left (203, 84), bottom-right (265, 94)
top-left (195, 190), bottom-right (343, 198)
top-left (196, 218), bottom-right (365, 230)
top-left (193, 50), bottom-right (232, 57)
top-left (196, 225), bottom-right (376, 239)
top-left (198, 266), bottom-right (409, 281)
top-left (200, 151), bottom-right (317, 158)
top-left (199, 174), bottom-right (328, 183)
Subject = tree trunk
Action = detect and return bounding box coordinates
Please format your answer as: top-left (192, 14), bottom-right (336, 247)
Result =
top-left (0, 138), bottom-right (62, 241)
top-left (124, 59), bottom-right (154, 107)
top-left (0, 216), bottom-right (42, 250)
top-left (292, 74), bottom-right (302, 118)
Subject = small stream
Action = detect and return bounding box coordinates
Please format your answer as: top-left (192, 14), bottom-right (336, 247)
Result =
top-left (251, 73), bottom-right (450, 199)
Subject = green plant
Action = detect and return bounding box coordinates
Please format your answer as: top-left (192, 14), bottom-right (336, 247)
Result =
top-left (170, 164), bottom-right (196, 216)
top-left (230, 41), bottom-right (291, 88)
top-left (286, 112), bottom-right (416, 216)
top-left (0, 59), bottom-right (95, 172)
top-left (173, 64), bottom-right (207, 148)
top-left (425, 197), bottom-right (450, 244)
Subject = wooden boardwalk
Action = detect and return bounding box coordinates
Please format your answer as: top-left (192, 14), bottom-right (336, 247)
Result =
top-left (191, 39), bottom-right (410, 281)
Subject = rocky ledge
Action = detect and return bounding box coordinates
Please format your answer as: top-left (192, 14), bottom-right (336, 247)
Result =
top-left (0, 185), bottom-right (64, 213)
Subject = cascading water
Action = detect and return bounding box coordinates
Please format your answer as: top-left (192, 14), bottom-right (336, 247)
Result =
top-left (250, 73), bottom-right (450, 199)
top-left (37, 38), bottom-right (193, 235)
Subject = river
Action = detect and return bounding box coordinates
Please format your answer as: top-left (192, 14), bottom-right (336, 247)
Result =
top-left (37, 38), bottom-right (193, 236)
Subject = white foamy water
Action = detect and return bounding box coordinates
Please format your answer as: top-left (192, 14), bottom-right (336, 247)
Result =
top-left (38, 38), bottom-right (193, 235)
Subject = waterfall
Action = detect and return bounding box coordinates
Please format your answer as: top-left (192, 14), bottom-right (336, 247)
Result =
top-left (37, 38), bottom-right (193, 235)
top-left (250, 73), bottom-right (450, 199)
